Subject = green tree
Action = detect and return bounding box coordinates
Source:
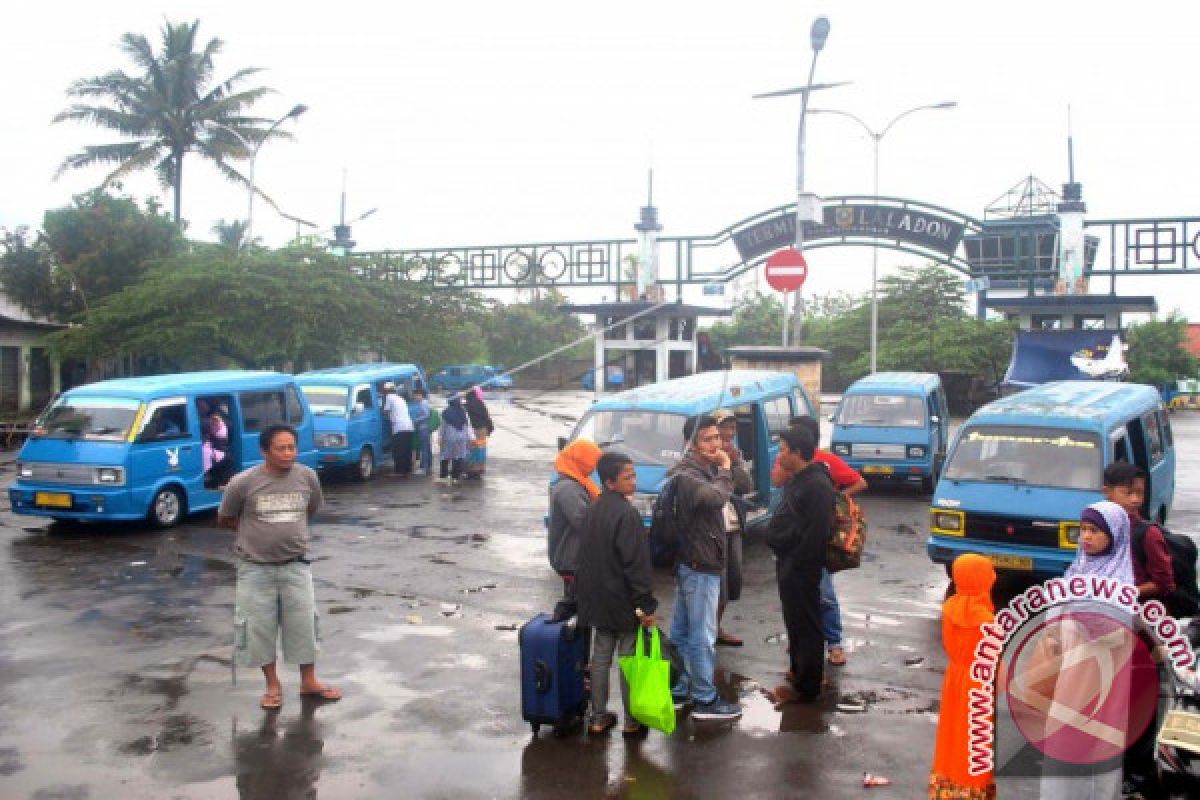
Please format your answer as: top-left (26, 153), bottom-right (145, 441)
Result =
top-left (53, 19), bottom-right (280, 225)
top-left (0, 191), bottom-right (183, 320)
top-left (704, 291), bottom-right (786, 352)
top-left (1126, 313), bottom-right (1197, 387)
top-left (482, 291), bottom-right (588, 370)
top-left (49, 245), bottom-right (486, 371)
top-left (211, 218), bottom-right (255, 251)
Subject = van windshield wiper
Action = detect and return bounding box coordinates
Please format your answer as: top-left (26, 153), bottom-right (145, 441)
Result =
top-left (984, 474), bottom-right (1027, 484)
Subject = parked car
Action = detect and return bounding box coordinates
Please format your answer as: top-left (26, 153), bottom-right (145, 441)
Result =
top-left (429, 365), bottom-right (512, 392)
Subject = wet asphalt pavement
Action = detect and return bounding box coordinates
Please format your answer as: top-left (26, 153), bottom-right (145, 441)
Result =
top-left (2, 390), bottom-right (1199, 800)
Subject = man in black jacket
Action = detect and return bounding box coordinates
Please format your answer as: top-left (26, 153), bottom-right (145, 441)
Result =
top-left (666, 415), bottom-right (741, 721)
top-left (766, 427), bottom-right (834, 702)
top-left (576, 452), bottom-right (658, 736)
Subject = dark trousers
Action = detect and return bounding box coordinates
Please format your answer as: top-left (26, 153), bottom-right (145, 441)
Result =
top-left (778, 561), bottom-right (824, 699)
top-left (439, 458), bottom-right (464, 479)
top-left (392, 431), bottom-right (413, 474)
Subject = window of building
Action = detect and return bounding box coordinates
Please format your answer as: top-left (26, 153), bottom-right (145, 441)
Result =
top-left (1032, 314), bottom-right (1062, 330)
top-left (1074, 315), bottom-right (1106, 330)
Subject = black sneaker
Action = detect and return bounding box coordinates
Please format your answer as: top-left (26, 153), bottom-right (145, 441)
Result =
top-left (690, 697), bottom-right (742, 721)
top-left (672, 692), bottom-right (691, 711)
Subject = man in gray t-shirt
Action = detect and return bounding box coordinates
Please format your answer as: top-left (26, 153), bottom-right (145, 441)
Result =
top-left (218, 424), bottom-right (340, 710)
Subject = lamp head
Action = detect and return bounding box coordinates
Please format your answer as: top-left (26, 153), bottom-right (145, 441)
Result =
top-left (810, 17), bottom-right (831, 52)
top-left (287, 104), bottom-right (309, 119)
top-left (933, 101), bottom-right (958, 110)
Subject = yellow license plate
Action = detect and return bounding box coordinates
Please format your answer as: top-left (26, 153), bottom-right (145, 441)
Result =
top-left (987, 554), bottom-right (1033, 571)
top-left (35, 492), bottom-right (73, 509)
top-left (862, 465), bottom-right (894, 475)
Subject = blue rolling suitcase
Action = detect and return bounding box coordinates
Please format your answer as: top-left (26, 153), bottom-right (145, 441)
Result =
top-left (519, 612), bottom-right (590, 735)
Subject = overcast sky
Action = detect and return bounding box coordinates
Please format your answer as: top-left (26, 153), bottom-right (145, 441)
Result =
top-left (3, 0), bottom-right (1197, 316)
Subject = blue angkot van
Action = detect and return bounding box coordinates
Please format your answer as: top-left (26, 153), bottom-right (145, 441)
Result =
top-left (829, 372), bottom-right (949, 491)
top-left (7, 371), bottom-right (318, 528)
top-left (296, 363), bottom-right (428, 480)
top-left (926, 381), bottom-right (1175, 577)
top-left (560, 369), bottom-right (817, 528)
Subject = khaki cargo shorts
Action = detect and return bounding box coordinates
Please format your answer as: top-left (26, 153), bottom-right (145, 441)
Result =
top-left (234, 560), bottom-right (320, 667)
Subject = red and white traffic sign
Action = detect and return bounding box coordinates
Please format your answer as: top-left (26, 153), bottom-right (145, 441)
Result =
top-left (764, 247), bottom-right (808, 292)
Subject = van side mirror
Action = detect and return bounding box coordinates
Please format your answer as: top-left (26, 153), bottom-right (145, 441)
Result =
top-left (557, 436), bottom-right (568, 451)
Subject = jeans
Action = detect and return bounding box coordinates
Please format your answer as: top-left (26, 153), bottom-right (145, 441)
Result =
top-left (819, 568), bottom-right (843, 647)
top-left (591, 628), bottom-right (637, 724)
top-left (415, 424), bottom-right (433, 472)
top-left (670, 563), bottom-right (722, 705)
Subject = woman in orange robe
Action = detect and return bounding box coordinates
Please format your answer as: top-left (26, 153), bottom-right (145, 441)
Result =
top-left (929, 553), bottom-right (997, 799)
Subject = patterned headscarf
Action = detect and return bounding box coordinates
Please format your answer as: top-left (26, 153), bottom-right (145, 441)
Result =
top-left (1065, 500), bottom-right (1133, 584)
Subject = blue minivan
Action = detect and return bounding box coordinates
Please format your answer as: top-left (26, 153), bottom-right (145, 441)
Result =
top-left (429, 364), bottom-right (512, 393)
top-left (830, 372), bottom-right (949, 491)
top-left (560, 369), bottom-right (817, 528)
top-left (296, 363), bottom-right (428, 480)
top-left (7, 371), bottom-right (319, 528)
top-left (926, 381), bottom-right (1175, 577)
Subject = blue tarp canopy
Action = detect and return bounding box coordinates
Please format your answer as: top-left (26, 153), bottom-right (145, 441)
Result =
top-left (1002, 329), bottom-right (1124, 388)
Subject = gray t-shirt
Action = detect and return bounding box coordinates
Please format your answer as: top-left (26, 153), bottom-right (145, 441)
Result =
top-left (218, 464), bottom-right (323, 563)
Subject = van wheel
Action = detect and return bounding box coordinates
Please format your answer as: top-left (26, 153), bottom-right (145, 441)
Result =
top-left (356, 447), bottom-right (375, 481)
top-left (149, 486), bottom-right (185, 529)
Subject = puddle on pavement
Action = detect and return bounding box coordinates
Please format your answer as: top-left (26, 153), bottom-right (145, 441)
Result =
top-left (328, 606), bottom-right (358, 615)
top-left (0, 747), bottom-right (23, 776)
top-left (461, 582), bottom-right (497, 594)
top-left (407, 525), bottom-right (489, 545)
top-left (118, 713), bottom-right (213, 754)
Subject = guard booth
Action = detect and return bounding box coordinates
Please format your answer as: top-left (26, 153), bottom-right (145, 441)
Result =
top-left (560, 301), bottom-right (731, 398)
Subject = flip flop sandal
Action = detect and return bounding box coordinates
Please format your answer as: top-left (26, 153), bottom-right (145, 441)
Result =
top-left (588, 712), bottom-right (617, 735)
top-left (299, 686), bottom-right (342, 702)
top-left (260, 691), bottom-right (283, 710)
top-left (621, 724), bottom-right (649, 740)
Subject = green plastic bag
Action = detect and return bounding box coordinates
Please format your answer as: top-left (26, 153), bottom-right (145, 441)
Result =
top-left (619, 627), bottom-right (676, 734)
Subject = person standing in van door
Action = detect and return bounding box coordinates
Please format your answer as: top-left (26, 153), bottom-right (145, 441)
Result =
top-left (772, 415), bottom-right (866, 668)
top-left (766, 427), bottom-right (834, 704)
top-left (668, 414), bottom-right (742, 721)
top-left (218, 424), bottom-right (341, 711)
top-left (380, 382), bottom-right (414, 476)
top-left (713, 409), bottom-right (753, 648)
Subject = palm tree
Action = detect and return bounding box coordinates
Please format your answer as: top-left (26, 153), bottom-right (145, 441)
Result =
top-left (53, 19), bottom-right (284, 226)
top-left (211, 218), bottom-right (256, 251)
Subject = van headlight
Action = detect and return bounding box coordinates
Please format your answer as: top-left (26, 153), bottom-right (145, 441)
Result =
top-left (907, 445), bottom-right (927, 458)
top-left (832, 443), bottom-right (850, 456)
top-left (931, 508), bottom-right (964, 535)
top-left (316, 433), bottom-right (347, 449)
top-left (1060, 522), bottom-right (1080, 547)
top-left (16, 462), bottom-right (33, 479)
top-left (94, 466), bottom-right (125, 485)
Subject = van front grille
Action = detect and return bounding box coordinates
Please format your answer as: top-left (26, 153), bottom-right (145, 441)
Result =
top-left (851, 443), bottom-right (906, 460)
top-left (23, 462), bottom-right (96, 485)
top-left (965, 514), bottom-right (1061, 548)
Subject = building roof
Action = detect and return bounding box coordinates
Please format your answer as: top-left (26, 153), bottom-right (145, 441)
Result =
top-left (0, 294), bottom-right (64, 332)
top-left (982, 294), bottom-right (1157, 314)
top-left (725, 345), bottom-right (830, 362)
top-left (558, 301), bottom-right (731, 317)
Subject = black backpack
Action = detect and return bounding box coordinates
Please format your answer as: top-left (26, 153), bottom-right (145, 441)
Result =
top-left (648, 476), bottom-right (685, 568)
top-left (1133, 520), bottom-right (1200, 618)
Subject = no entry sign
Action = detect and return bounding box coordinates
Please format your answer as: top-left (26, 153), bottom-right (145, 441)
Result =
top-left (764, 247), bottom-right (807, 292)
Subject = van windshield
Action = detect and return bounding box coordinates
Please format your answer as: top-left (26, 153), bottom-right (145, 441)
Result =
top-left (572, 410), bottom-right (688, 467)
top-left (302, 386), bottom-right (350, 416)
top-left (37, 396), bottom-right (141, 441)
top-left (839, 394), bottom-right (926, 427)
top-left (942, 425), bottom-right (1102, 490)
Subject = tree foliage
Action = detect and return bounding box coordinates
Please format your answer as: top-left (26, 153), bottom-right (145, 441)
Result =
top-left (1127, 313), bottom-right (1197, 387)
top-left (481, 291), bottom-right (589, 370)
top-left (704, 291), bottom-right (785, 352)
top-left (49, 246), bottom-right (486, 371)
top-left (53, 19), bottom-right (280, 224)
top-left (0, 191), bottom-right (183, 321)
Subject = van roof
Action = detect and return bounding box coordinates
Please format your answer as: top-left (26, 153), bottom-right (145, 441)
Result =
top-left (296, 363), bottom-right (423, 386)
top-left (590, 370), bottom-right (805, 416)
top-left (968, 381), bottom-right (1162, 432)
top-left (66, 370), bottom-right (294, 399)
top-left (845, 372), bottom-right (941, 395)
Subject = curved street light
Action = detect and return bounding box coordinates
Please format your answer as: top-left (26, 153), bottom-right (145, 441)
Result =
top-left (809, 101), bottom-right (957, 372)
top-left (240, 103), bottom-right (308, 245)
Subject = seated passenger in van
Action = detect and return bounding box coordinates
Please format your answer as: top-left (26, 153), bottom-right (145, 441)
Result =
top-left (200, 400), bottom-right (233, 489)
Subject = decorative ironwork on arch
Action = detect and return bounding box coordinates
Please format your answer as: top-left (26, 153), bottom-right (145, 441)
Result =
top-left (347, 197), bottom-right (980, 291)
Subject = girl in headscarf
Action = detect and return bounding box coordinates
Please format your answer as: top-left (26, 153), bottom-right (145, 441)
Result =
top-left (1037, 500), bottom-right (1135, 800)
top-left (929, 553), bottom-right (997, 799)
top-left (438, 395), bottom-right (472, 484)
top-left (547, 439), bottom-right (604, 602)
top-left (464, 386), bottom-right (494, 479)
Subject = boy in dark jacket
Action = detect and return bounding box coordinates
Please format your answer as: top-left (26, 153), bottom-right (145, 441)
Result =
top-left (576, 452), bottom-right (658, 736)
top-left (1102, 461), bottom-right (1175, 601)
top-left (766, 427), bottom-right (834, 703)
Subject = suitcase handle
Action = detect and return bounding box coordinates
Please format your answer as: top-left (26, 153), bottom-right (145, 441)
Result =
top-left (534, 660), bottom-right (553, 693)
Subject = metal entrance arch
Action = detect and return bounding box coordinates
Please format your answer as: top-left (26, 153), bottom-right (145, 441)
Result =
top-left (349, 195), bottom-right (982, 294)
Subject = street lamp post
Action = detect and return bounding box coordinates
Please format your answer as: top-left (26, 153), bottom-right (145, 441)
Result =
top-left (243, 103), bottom-right (308, 245)
top-left (809, 101), bottom-right (956, 372)
top-left (752, 17), bottom-right (847, 347)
